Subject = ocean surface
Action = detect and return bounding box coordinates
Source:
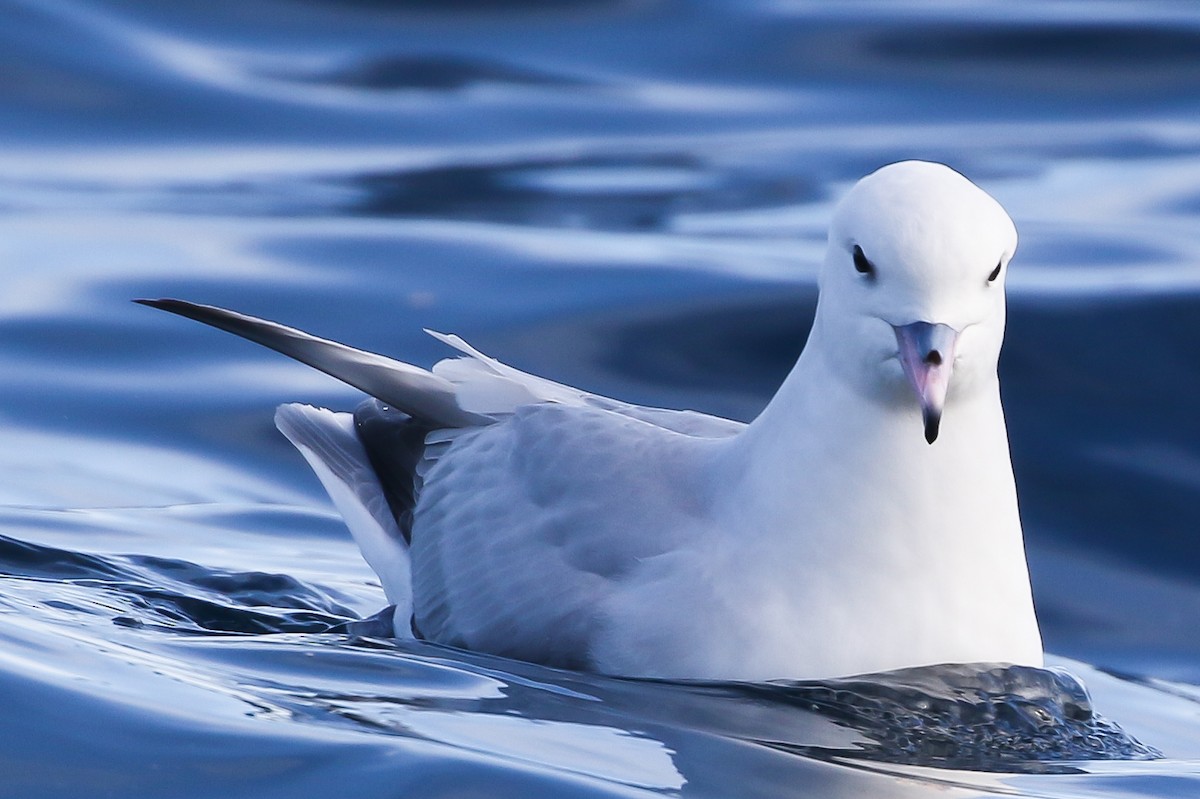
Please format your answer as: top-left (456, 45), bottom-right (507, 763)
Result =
top-left (3, 0), bottom-right (1200, 796)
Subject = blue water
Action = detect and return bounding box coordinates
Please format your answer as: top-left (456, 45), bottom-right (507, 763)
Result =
top-left (3, 0), bottom-right (1200, 795)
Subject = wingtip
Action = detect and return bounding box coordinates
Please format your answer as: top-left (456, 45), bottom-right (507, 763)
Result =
top-left (134, 297), bottom-right (191, 313)
top-left (132, 298), bottom-right (237, 326)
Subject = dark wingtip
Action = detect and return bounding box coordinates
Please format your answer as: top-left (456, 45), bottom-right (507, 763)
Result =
top-left (134, 298), bottom-right (180, 309)
top-left (133, 298), bottom-right (221, 324)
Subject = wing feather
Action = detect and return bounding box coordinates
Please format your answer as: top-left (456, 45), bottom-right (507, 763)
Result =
top-left (137, 299), bottom-right (488, 429)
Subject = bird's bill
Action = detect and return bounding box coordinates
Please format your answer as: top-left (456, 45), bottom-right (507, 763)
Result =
top-left (892, 322), bottom-right (959, 444)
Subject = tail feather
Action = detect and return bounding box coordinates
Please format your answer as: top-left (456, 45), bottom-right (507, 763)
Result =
top-left (275, 403), bottom-right (413, 632)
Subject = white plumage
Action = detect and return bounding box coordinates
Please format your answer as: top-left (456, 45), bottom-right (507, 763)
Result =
top-left (141, 160), bottom-right (1044, 681)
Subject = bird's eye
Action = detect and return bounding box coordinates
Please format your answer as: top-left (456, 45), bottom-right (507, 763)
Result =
top-left (987, 261), bottom-right (1002, 283)
top-left (852, 245), bottom-right (875, 277)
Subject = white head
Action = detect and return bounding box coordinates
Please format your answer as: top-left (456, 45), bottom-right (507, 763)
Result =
top-left (815, 161), bottom-right (1018, 442)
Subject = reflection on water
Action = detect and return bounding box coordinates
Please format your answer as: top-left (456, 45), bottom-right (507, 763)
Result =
top-left (2, 0), bottom-right (1200, 796)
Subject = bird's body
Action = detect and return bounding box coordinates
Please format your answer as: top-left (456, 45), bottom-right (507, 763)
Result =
top-left (142, 160), bottom-right (1044, 681)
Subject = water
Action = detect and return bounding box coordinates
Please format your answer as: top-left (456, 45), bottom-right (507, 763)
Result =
top-left (2, 0), bottom-right (1200, 795)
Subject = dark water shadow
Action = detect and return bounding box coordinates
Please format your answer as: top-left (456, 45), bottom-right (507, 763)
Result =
top-left (295, 54), bottom-right (593, 92)
top-left (0, 532), bottom-right (356, 634)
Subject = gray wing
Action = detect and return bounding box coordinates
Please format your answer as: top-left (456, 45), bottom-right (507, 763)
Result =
top-left (408, 403), bottom-right (719, 668)
top-left (139, 297), bottom-right (744, 438)
top-left (141, 298), bottom-right (747, 663)
top-left (136, 299), bottom-right (488, 429)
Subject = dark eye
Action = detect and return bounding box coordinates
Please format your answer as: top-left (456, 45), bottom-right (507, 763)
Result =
top-left (988, 261), bottom-right (1002, 282)
top-left (852, 245), bottom-right (875, 277)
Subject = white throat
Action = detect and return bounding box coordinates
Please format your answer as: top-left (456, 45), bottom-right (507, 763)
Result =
top-left (711, 319), bottom-right (1043, 678)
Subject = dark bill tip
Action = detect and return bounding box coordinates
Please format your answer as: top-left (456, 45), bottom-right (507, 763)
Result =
top-left (923, 410), bottom-right (941, 445)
